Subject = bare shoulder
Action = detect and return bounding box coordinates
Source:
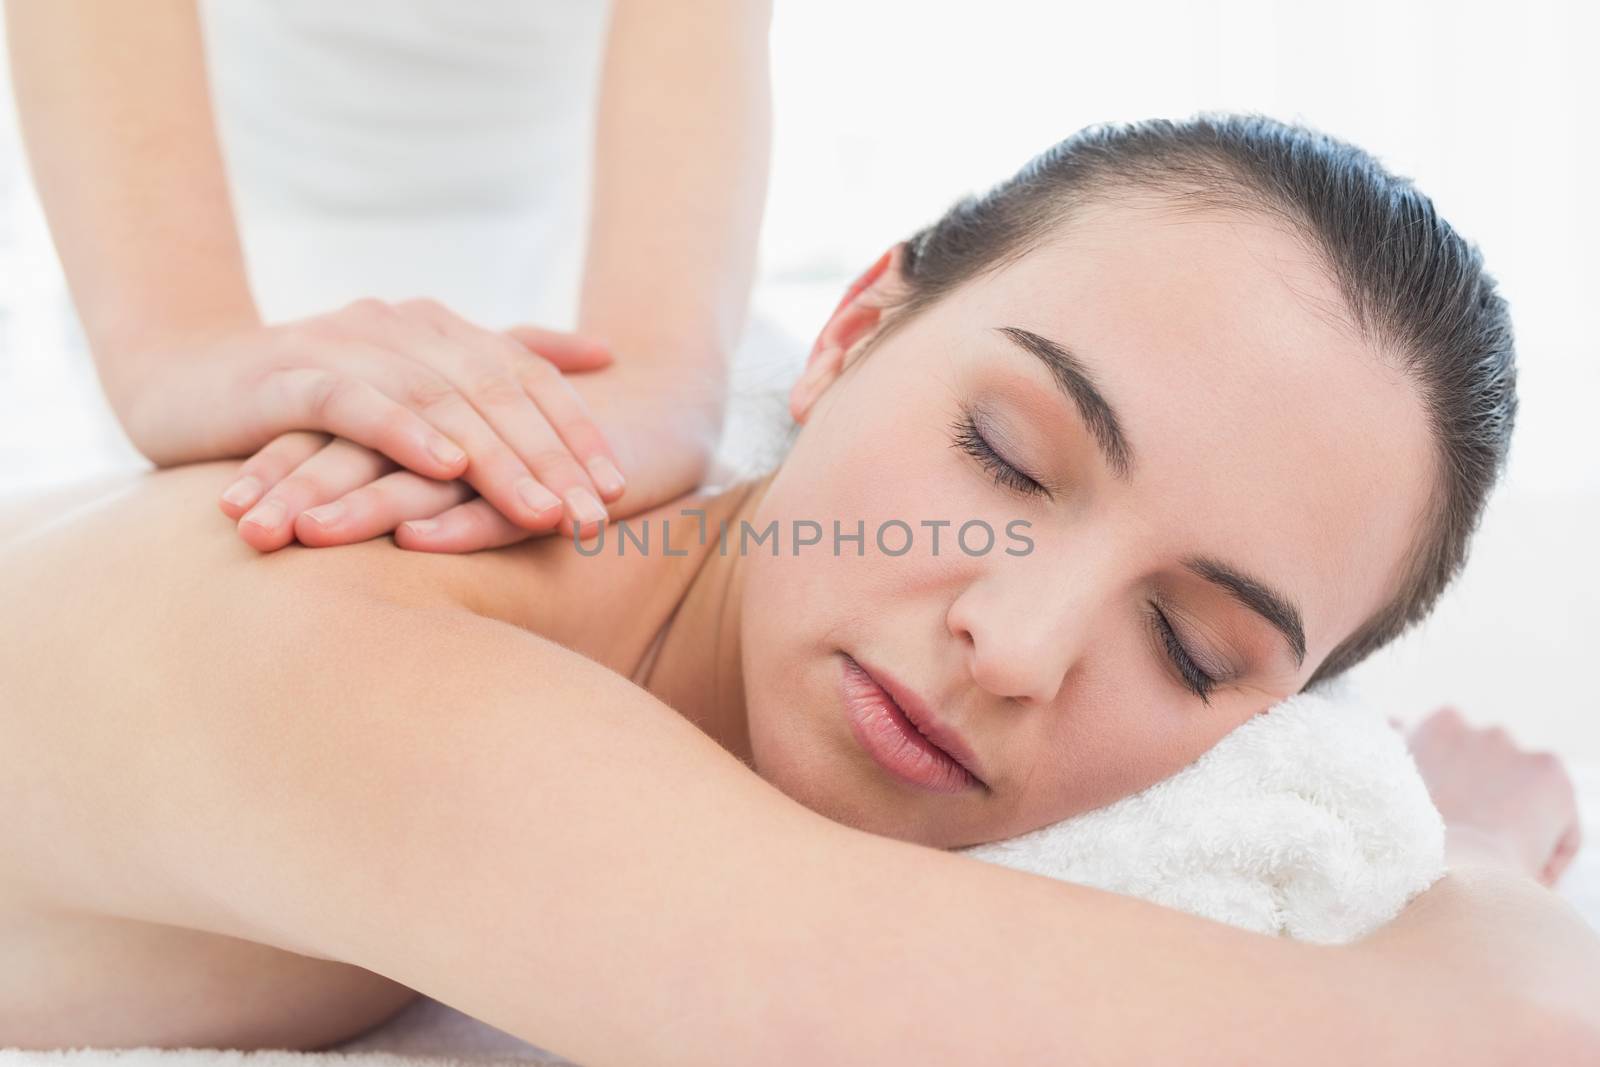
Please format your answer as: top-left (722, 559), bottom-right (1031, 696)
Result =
top-left (0, 459), bottom-right (766, 924)
top-left (6, 530), bottom-right (806, 958)
top-left (0, 464), bottom-right (726, 1048)
top-left (0, 464), bottom-right (491, 1048)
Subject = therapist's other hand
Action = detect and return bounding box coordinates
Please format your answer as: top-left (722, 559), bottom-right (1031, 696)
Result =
top-left (1404, 705), bottom-right (1583, 888)
top-left (119, 298), bottom-right (628, 550)
top-left (219, 429), bottom-right (571, 554)
top-left (226, 356), bottom-right (722, 554)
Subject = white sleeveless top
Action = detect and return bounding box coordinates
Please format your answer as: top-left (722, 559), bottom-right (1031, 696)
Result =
top-left (199, 0), bottom-right (611, 329)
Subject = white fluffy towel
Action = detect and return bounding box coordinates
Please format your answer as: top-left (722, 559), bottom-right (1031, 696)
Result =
top-left (957, 689), bottom-right (1447, 944)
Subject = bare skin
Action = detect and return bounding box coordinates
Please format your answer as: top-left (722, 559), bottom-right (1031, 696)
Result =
top-left (2, 200), bottom-right (1597, 1061)
top-left (4, 0), bottom-right (770, 551)
top-left (1, 462), bottom-right (1596, 1062)
top-left (0, 460), bottom-right (736, 1048)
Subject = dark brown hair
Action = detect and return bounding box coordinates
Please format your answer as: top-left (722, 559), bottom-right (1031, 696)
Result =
top-left (857, 112), bottom-right (1518, 693)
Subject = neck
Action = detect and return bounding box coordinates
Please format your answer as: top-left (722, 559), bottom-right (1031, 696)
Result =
top-left (634, 472), bottom-right (775, 768)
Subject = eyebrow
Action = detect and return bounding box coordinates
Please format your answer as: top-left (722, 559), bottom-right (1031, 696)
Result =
top-left (995, 326), bottom-right (1135, 482)
top-left (994, 325), bottom-right (1308, 670)
top-left (1182, 555), bottom-right (1307, 670)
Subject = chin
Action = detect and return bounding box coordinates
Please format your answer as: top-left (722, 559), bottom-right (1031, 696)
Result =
top-left (745, 712), bottom-right (899, 837)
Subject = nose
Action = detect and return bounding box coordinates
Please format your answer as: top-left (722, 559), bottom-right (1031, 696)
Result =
top-left (946, 564), bottom-right (1099, 706)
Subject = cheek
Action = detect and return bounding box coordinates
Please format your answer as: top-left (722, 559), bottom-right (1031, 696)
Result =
top-left (1015, 686), bottom-right (1241, 825)
top-left (789, 350), bottom-right (978, 519)
top-left (756, 397), bottom-right (977, 606)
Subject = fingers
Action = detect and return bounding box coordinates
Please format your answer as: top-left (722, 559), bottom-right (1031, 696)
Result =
top-left (1416, 704), bottom-right (1465, 734)
top-left (389, 301), bottom-right (624, 539)
top-left (235, 437), bottom-right (398, 552)
top-left (1542, 819), bottom-right (1584, 887)
top-left (300, 335), bottom-right (571, 534)
top-left (250, 299), bottom-right (628, 544)
top-left (395, 378), bottom-right (577, 533)
top-left (515, 356), bottom-right (629, 504)
top-left (394, 497), bottom-right (544, 554)
top-left (295, 468), bottom-right (477, 548)
top-left (218, 431), bottom-right (331, 520)
top-left (253, 364), bottom-right (470, 482)
top-left (502, 324), bottom-right (614, 370)
top-left (1411, 705), bottom-right (1584, 884)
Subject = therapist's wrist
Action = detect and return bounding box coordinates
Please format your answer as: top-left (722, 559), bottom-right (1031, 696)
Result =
top-left (559, 361), bottom-right (725, 520)
top-left (93, 308), bottom-right (263, 404)
top-left (99, 315), bottom-right (268, 466)
top-left (582, 335), bottom-right (731, 436)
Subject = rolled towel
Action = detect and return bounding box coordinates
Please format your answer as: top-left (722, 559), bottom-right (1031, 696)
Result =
top-left (957, 689), bottom-right (1446, 944)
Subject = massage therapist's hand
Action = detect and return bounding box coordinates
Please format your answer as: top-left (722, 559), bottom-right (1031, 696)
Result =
top-left (230, 354), bottom-right (723, 553)
top-left (224, 358), bottom-right (713, 556)
top-left (200, 301), bottom-right (725, 554)
top-left (114, 298), bottom-right (630, 550)
top-left (1404, 705), bottom-right (1584, 888)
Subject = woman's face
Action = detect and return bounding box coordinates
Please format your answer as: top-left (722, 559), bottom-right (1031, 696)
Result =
top-left (738, 197), bottom-right (1435, 849)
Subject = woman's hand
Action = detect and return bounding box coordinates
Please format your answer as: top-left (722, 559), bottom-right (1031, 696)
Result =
top-left (1402, 705), bottom-right (1584, 887)
top-left (115, 299), bottom-right (632, 549)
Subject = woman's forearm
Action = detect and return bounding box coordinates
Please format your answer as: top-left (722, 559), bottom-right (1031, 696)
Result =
top-left (43, 589), bottom-right (1590, 1067)
top-left (576, 0), bottom-right (772, 439)
top-left (1351, 848), bottom-right (1600, 1058)
top-left (4, 0), bottom-right (260, 405)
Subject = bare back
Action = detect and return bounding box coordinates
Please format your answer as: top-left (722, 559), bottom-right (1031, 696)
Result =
top-left (0, 461), bottom-right (711, 1048)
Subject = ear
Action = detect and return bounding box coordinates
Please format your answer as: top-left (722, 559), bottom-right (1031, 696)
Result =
top-left (788, 243), bottom-right (911, 425)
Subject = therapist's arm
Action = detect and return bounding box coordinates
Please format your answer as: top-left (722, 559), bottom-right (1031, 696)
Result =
top-left (17, 594), bottom-right (1597, 1066)
top-left (3, 1), bottom-right (648, 544)
top-left (4, 0), bottom-right (259, 407)
top-left (567, 0), bottom-right (773, 508)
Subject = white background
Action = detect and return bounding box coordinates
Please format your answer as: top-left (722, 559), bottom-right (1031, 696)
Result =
top-left (1, 1), bottom-right (1596, 763)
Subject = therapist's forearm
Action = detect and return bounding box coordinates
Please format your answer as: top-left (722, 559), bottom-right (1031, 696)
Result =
top-left (5, 0), bottom-right (260, 407)
top-left (576, 0), bottom-right (772, 438)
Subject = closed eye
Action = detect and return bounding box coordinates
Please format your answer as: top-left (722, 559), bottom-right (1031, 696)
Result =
top-left (954, 403), bottom-right (1223, 706)
top-left (1144, 597), bottom-right (1221, 706)
top-left (949, 406), bottom-right (1051, 499)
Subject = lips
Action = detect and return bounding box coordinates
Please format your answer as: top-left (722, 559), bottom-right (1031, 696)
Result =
top-left (840, 653), bottom-right (987, 793)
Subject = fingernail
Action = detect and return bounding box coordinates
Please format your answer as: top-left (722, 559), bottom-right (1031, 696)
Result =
top-left (221, 476), bottom-right (262, 508)
top-left (303, 500), bottom-right (345, 526)
top-left (562, 486), bottom-right (607, 528)
top-left (404, 519), bottom-right (438, 535)
top-left (430, 438), bottom-right (467, 467)
top-left (241, 499), bottom-right (286, 529)
top-left (585, 455), bottom-right (625, 497)
top-left (516, 477), bottom-right (562, 516)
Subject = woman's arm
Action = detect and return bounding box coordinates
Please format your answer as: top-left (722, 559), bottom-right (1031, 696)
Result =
top-left (8, 590), bottom-right (1594, 1065)
top-left (1361, 836), bottom-right (1600, 1054)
